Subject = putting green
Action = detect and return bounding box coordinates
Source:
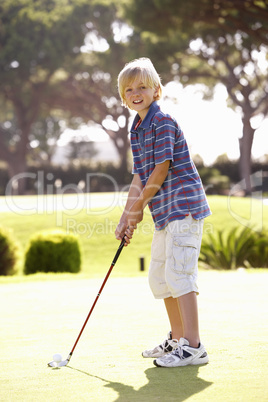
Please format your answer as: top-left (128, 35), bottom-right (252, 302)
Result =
top-left (0, 270), bottom-right (267, 401)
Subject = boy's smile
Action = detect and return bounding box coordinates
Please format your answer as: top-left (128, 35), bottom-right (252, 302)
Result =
top-left (124, 77), bottom-right (158, 120)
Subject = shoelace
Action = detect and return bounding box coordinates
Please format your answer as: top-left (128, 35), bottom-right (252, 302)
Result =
top-left (172, 345), bottom-right (184, 358)
top-left (172, 344), bottom-right (193, 360)
top-left (161, 338), bottom-right (178, 352)
top-left (160, 340), bottom-right (170, 351)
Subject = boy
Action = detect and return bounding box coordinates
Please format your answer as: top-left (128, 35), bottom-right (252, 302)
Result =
top-left (115, 58), bottom-right (211, 367)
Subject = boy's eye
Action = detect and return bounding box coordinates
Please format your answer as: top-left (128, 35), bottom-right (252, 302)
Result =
top-left (125, 85), bottom-right (146, 94)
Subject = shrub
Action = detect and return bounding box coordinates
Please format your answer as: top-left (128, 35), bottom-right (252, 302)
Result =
top-left (0, 226), bottom-right (20, 275)
top-left (199, 226), bottom-right (256, 270)
top-left (24, 229), bottom-right (81, 275)
top-left (246, 229), bottom-right (268, 268)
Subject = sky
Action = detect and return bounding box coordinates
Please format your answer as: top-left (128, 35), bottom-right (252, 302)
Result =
top-left (57, 82), bottom-right (268, 166)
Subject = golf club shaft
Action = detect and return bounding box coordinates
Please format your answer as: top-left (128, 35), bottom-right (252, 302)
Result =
top-left (68, 237), bottom-right (126, 359)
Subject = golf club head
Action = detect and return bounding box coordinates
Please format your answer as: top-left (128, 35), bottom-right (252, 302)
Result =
top-left (48, 354), bottom-right (71, 368)
top-left (58, 359), bottom-right (69, 367)
top-left (47, 359), bottom-right (69, 368)
top-left (48, 361), bottom-right (57, 368)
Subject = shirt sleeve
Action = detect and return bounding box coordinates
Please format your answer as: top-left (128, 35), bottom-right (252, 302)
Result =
top-left (154, 116), bottom-right (177, 165)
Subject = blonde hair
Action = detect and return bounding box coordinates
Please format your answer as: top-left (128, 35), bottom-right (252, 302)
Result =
top-left (118, 57), bottom-right (163, 107)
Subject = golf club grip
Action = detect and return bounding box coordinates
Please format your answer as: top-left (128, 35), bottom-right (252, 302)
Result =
top-left (112, 237), bottom-right (126, 266)
top-left (69, 238), bottom-right (126, 357)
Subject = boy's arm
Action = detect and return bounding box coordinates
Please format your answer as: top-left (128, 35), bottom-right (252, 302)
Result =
top-left (115, 160), bottom-right (170, 244)
top-left (115, 174), bottom-right (143, 243)
top-left (127, 160), bottom-right (170, 227)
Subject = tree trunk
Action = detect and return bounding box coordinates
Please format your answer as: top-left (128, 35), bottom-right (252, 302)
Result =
top-left (238, 116), bottom-right (255, 195)
top-left (1, 125), bottom-right (31, 195)
top-left (104, 108), bottom-right (131, 186)
top-left (118, 141), bottom-right (130, 184)
top-left (6, 85), bottom-right (41, 195)
top-left (110, 129), bottom-right (130, 185)
top-left (6, 158), bottom-right (28, 195)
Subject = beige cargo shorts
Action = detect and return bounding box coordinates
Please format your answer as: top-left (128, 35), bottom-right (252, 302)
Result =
top-left (148, 215), bottom-right (204, 299)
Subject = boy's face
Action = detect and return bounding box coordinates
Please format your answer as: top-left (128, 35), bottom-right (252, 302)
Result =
top-left (124, 77), bottom-right (158, 120)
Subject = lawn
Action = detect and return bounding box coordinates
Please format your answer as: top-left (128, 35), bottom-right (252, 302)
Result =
top-left (0, 194), bottom-right (267, 401)
top-left (0, 194), bottom-right (267, 278)
top-left (0, 270), bottom-right (267, 401)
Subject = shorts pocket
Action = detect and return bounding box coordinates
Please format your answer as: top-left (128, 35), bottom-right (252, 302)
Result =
top-left (172, 235), bottom-right (199, 275)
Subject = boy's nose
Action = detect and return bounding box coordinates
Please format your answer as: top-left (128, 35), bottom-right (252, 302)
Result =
top-left (133, 88), bottom-right (141, 95)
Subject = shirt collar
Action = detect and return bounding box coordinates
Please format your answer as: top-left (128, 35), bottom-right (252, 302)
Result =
top-left (131, 101), bottom-right (160, 131)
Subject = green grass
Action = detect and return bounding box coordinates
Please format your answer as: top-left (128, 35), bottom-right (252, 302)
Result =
top-left (0, 194), bottom-right (267, 279)
top-left (0, 194), bottom-right (267, 400)
top-left (0, 270), bottom-right (267, 401)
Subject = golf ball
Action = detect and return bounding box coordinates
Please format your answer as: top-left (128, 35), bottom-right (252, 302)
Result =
top-left (53, 353), bottom-right (62, 363)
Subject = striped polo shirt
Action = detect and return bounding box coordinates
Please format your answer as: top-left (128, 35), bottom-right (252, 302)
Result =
top-left (130, 101), bottom-right (211, 230)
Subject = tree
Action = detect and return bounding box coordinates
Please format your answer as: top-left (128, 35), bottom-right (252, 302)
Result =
top-left (124, 0), bottom-right (268, 193)
top-left (0, 0), bottom-right (94, 193)
top-left (44, 1), bottom-right (144, 182)
top-left (67, 140), bottom-right (98, 161)
top-left (0, 0), bottom-right (139, 194)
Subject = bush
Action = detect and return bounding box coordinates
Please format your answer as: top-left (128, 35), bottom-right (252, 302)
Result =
top-left (24, 229), bottom-right (81, 275)
top-left (246, 229), bottom-right (268, 268)
top-left (200, 226), bottom-right (268, 270)
top-left (0, 226), bottom-right (20, 275)
top-left (200, 226), bottom-right (255, 270)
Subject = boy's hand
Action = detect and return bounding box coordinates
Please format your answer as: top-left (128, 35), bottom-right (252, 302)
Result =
top-left (115, 221), bottom-right (136, 246)
top-left (115, 200), bottom-right (143, 246)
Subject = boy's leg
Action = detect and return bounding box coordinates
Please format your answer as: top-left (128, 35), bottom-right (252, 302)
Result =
top-left (178, 291), bottom-right (200, 348)
top-left (143, 230), bottom-right (181, 358)
top-left (164, 292), bottom-right (200, 347)
top-left (155, 291), bottom-right (208, 368)
top-left (164, 297), bottom-right (183, 341)
top-left (164, 216), bottom-right (203, 347)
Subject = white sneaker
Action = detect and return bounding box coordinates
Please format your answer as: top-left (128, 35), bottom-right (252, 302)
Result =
top-left (153, 338), bottom-right (209, 367)
top-left (142, 332), bottom-right (179, 358)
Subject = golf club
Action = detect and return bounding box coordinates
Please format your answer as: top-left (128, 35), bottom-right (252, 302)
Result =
top-left (48, 237), bottom-right (126, 368)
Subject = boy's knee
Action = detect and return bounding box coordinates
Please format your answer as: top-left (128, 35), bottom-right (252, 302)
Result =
top-left (148, 260), bottom-right (170, 299)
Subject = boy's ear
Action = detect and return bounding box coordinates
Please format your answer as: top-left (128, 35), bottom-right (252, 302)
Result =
top-left (154, 86), bottom-right (159, 97)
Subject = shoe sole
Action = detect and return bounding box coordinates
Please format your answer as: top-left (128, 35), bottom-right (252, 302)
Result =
top-left (153, 353), bottom-right (209, 367)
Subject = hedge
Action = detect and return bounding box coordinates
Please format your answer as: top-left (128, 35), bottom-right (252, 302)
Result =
top-left (0, 226), bottom-right (20, 276)
top-left (24, 229), bottom-right (81, 274)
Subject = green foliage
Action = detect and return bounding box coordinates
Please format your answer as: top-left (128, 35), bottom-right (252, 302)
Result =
top-left (198, 166), bottom-right (230, 194)
top-left (246, 229), bottom-right (268, 268)
top-left (24, 229), bottom-right (81, 274)
top-left (0, 0), bottom-right (138, 193)
top-left (200, 226), bottom-right (268, 270)
top-left (0, 226), bottom-right (20, 275)
top-left (125, 0), bottom-right (268, 195)
top-left (0, 0), bottom-right (91, 80)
